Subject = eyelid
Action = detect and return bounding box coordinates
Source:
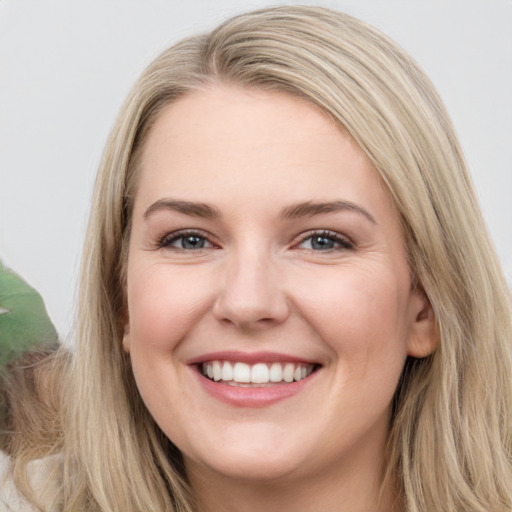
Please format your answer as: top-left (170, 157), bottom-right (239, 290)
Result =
top-left (153, 228), bottom-right (353, 252)
top-left (293, 229), bottom-right (354, 251)
top-left (157, 229), bottom-right (218, 250)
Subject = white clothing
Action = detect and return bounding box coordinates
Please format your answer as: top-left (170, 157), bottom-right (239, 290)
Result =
top-left (0, 450), bottom-right (61, 512)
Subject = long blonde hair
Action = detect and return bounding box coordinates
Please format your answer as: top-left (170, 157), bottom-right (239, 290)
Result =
top-left (9, 6), bottom-right (512, 511)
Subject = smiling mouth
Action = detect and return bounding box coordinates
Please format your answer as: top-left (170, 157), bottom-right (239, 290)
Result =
top-left (201, 361), bottom-right (318, 387)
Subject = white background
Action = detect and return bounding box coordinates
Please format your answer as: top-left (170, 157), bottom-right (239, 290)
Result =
top-left (1, 0), bottom-right (511, 340)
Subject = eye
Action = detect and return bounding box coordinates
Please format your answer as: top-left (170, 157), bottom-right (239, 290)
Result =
top-left (297, 231), bottom-right (353, 251)
top-left (159, 231), bottom-right (214, 250)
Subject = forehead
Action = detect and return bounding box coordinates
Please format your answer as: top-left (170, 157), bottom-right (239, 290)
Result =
top-left (135, 85), bottom-right (394, 221)
top-left (142, 85), bottom-right (345, 165)
top-left (142, 86), bottom-right (371, 179)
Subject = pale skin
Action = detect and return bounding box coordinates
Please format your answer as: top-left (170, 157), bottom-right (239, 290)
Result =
top-left (122, 85), bottom-right (438, 512)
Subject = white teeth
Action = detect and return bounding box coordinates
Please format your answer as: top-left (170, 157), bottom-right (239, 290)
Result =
top-left (233, 362), bottom-right (251, 383)
top-left (221, 361), bottom-right (233, 381)
top-left (251, 363), bottom-right (270, 383)
top-left (202, 360), bottom-right (315, 385)
top-left (212, 361), bottom-right (222, 381)
top-left (269, 362), bottom-right (283, 382)
top-left (283, 363), bottom-right (295, 383)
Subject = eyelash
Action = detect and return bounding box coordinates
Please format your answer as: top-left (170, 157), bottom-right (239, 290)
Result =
top-left (157, 229), bottom-right (353, 253)
top-left (295, 230), bottom-right (354, 252)
top-left (157, 230), bottom-right (215, 251)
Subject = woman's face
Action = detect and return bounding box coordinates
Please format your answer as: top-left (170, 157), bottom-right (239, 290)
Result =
top-left (123, 86), bottom-right (436, 486)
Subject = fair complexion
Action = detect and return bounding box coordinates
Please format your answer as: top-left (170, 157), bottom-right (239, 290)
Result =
top-left (123, 85), bottom-right (437, 512)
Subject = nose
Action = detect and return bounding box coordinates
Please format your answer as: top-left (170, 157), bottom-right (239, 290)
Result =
top-left (212, 248), bottom-right (290, 331)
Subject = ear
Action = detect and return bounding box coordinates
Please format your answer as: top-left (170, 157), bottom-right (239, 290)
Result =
top-left (406, 287), bottom-right (439, 358)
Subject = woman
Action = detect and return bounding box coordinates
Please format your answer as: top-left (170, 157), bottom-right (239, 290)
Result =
top-left (2, 5), bottom-right (511, 511)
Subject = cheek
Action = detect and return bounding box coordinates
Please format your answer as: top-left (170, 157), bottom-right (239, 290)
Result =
top-left (293, 263), bottom-right (410, 365)
top-left (123, 264), bottom-right (211, 443)
top-left (125, 263), bottom-right (214, 353)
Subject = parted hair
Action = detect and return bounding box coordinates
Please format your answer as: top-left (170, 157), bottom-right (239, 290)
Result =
top-left (5, 6), bottom-right (512, 512)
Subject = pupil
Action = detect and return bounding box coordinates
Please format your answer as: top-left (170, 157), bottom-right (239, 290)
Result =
top-left (312, 236), bottom-right (334, 250)
top-left (182, 236), bottom-right (204, 249)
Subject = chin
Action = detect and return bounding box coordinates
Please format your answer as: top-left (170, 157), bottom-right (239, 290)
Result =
top-left (182, 427), bottom-right (313, 483)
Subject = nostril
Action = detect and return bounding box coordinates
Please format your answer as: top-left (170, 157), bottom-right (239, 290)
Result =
top-left (211, 258), bottom-right (290, 328)
top-left (213, 298), bottom-right (290, 330)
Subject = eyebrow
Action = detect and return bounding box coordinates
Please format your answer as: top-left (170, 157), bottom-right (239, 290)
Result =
top-left (144, 198), bottom-right (376, 224)
top-left (279, 201), bottom-right (376, 224)
top-left (144, 199), bottom-right (221, 219)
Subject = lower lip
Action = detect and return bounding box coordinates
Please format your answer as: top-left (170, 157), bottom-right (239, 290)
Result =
top-left (192, 367), bottom-right (318, 408)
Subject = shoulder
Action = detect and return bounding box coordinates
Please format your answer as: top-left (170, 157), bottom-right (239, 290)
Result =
top-left (0, 450), bottom-right (62, 512)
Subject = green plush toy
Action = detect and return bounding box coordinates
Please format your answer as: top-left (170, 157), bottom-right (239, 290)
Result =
top-left (0, 259), bottom-right (59, 368)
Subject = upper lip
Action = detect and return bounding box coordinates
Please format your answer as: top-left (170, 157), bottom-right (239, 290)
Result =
top-left (186, 350), bottom-right (319, 365)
